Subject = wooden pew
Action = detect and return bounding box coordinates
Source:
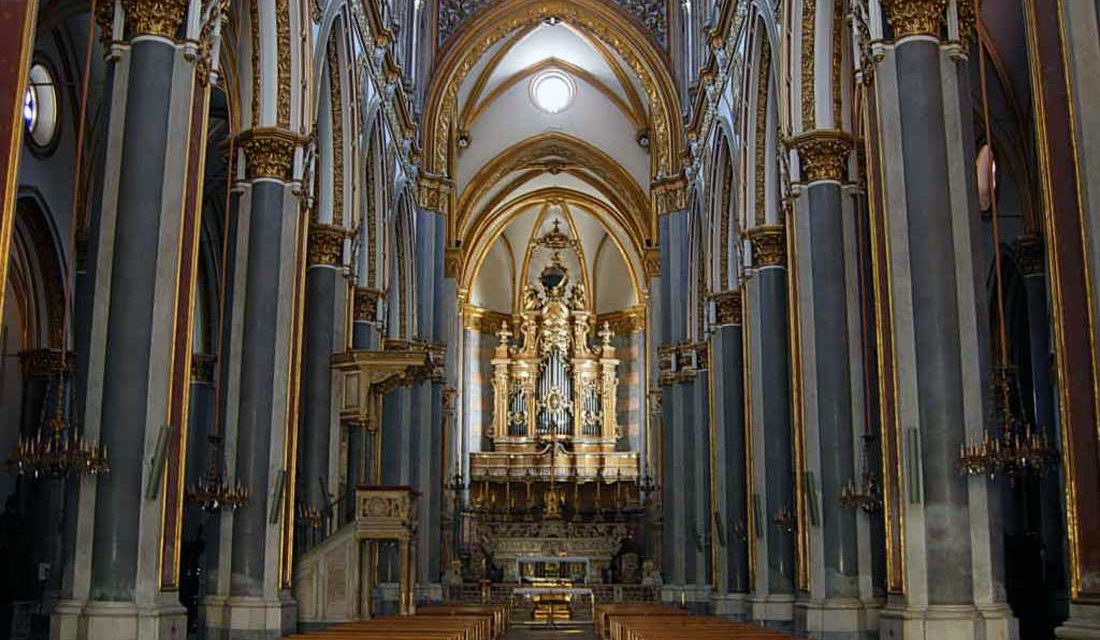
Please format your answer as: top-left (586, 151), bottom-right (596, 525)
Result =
top-left (281, 604), bottom-right (506, 640)
top-left (598, 604), bottom-right (807, 640)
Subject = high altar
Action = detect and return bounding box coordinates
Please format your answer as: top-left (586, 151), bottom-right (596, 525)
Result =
top-left (467, 232), bottom-right (642, 585)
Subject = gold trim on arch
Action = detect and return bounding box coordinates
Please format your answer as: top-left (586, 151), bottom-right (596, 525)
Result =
top-left (458, 57), bottom-right (645, 132)
top-left (460, 187), bottom-right (645, 305)
top-left (454, 132), bottom-right (650, 244)
top-left (422, 0), bottom-right (683, 180)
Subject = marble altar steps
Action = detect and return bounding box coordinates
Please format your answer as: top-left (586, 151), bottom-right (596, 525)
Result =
top-left (597, 604), bottom-right (809, 640)
top-left (281, 605), bottom-right (510, 640)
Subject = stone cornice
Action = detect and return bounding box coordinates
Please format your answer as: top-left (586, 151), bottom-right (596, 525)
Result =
top-left (788, 130), bottom-right (854, 184)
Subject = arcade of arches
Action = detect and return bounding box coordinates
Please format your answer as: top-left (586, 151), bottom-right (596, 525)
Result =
top-left (2, 1), bottom-right (1100, 640)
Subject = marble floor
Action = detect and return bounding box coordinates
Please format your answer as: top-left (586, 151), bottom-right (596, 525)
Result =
top-left (502, 624), bottom-right (599, 640)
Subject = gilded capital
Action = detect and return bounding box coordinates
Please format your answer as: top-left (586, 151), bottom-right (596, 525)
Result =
top-left (20, 349), bottom-right (70, 377)
top-left (307, 223), bottom-right (346, 266)
top-left (191, 354), bottom-right (215, 383)
top-left (122, 0), bottom-right (189, 39)
top-left (652, 175), bottom-right (689, 215)
top-left (1013, 235), bottom-right (1044, 277)
top-left (880, 0), bottom-right (947, 40)
top-left (418, 173), bottom-right (453, 216)
top-left (747, 225), bottom-right (787, 267)
top-left (711, 289), bottom-right (743, 326)
top-left (444, 248), bottom-right (463, 280)
top-left (789, 130), bottom-right (854, 183)
top-left (354, 287), bottom-right (384, 322)
top-left (643, 248), bottom-right (662, 279)
top-left (237, 128), bottom-right (306, 182)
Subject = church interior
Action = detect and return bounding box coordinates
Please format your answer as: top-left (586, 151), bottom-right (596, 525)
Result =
top-left (2, 0), bottom-right (1100, 639)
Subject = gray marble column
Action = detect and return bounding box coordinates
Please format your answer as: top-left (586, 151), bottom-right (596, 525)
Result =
top-left (895, 33), bottom-right (973, 607)
top-left (220, 127), bottom-right (305, 640)
top-left (755, 227), bottom-right (795, 595)
top-left (872, 4), bottom-right (1015, 636)
top-left (709, 293), bottom-right (749, 597)
top-left (89, 30), bottom-right (185, 604)
top-left (299, 224), bottom-right (344, 512)
top-left (790, 132), bottom-right (860, 603)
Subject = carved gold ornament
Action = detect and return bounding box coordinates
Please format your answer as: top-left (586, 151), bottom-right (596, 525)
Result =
top-left (880, 0), bottom-right (947, 40)
top-left (354, 287), bottom-right (384, 322)
top-left (789, 130), bottom-right (854, 184)
top-left (711, 289), bottom-right (743, 326)
top-left (238, 128), bottom-right (305, 181)
top-left (307, 223), bottom-right (346, 266)
top-left (747, 224), bottom-right (787, 267)
top-left (122, 0), bottom-right (189, 38)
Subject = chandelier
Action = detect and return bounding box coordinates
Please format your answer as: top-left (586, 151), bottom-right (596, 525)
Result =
top-left (958, 43), bottom-right (1057, 482)
top-left (840, 433), bottom-right (882, 513)
top-left (5, 374), bottom-right (110, 479)
top-left (185, 435), bottom-right (249, 513)
top-left (959, 366), bottom-right (1056, 480)
top-left (840, 473), bottom-right (882, 513)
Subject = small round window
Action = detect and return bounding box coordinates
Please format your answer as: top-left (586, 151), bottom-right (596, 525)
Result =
top-left (530, 70), bottom-right (576, 114)
top-left (24, 63), bottom-right (59, 153)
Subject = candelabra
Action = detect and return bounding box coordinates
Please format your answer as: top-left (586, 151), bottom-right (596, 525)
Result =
top-left (959, 366), bottom-right (1057, 481)
top-left (185, 433), bottom-right (249, 513)
top-left (5, 375), bottom-right (109, 479)
top-left (772, 506), bottom-right (795, 533)
top-left (840, 474), bottom-right (882, 513)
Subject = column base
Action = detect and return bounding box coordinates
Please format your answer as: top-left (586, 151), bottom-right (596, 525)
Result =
top-left (710, 593), bottom-right (748, 619)
top-left (747, 593), bottom-right (795, 632)
top-left (879, 602), bottom-right (1017, 640)
top-left (205, 594), bottom-right (297, 640)
top-left (50, 599), bottom-right (188, 640)
top-left (794, 597), bottom-right (875, 640)
top-left (1057, 602), bottom-right (1100, 639)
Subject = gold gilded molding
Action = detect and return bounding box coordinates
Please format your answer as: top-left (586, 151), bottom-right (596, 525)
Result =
top-left (755, 43), bottom-right (771, 226)
top-left (327, 35), bottom-right (345, 225)
top-left (657, 341), bottom-right (709, 386)
top-left (423, 0), bottom-right (683, 179)
top-left (461, 303), bottom-right (511, 334)
top-left (354, 287), bottom-right (384, 322)
top-left (445, 247), bottom-right (463, 279)
top-left (418, 173), bottom-right (454, 216)
top-left (1014, 234), bottom-right (1044, 277)
top-left (95, 0), bottom-right (116, 45)
top-left (800, 0), bottom-right (816, 130)
top-left (652, 174), bottom-right (688, 216)
top-left (19, 349), bottom-right (70, 377)
top-left (955, 0), bottom-right (977, 51)
top-left (598, 306), bottom-right (647, 334)
top-left (250, 0), bottom-right (261, 126)
top-left (122, 0), bottom-right (188, 38)
top-left (711, 289), bottom-right (743, 326)
top-left (307, 222), bottom-right (346, 266)
top-left (831, 0), bottom-right (844, 124)
top-left (788, 129), bottom-right (854, 183)
top-left (747, 224), bottom-right (786, 267)
top-left (190, 353), bottom-right (215, 383)
top-left (237, 127), bottom-right (305, 181)
top-left (276, 0), bottom-right (291, 127)
top-left (880, 0), bottom-right (947, 40)
top-left (643, 248), bottom-right (661, 279)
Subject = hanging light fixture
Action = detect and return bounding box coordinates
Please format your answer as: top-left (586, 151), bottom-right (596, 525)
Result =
top-left (185, 130), bottom-right (249, 512)
top-left (6, 3), bottom-right (108, 480)
top-left (958, 38), bottom-right (1057, 481)
top-left (5, 373), bottom-right (110, 478)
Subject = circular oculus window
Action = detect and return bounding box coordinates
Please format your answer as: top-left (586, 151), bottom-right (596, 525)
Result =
top-left (24, 63), bottom-right (60, 153)
top-left (530, 70), bottom-right (575, 114)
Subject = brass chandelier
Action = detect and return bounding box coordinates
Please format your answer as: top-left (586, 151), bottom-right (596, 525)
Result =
top-left (958, 41), bottom-right (1056, 481)
top-left (5, 375), bottom-right (110, 479)
top-left (185, 432), bottom-right (249, 513)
